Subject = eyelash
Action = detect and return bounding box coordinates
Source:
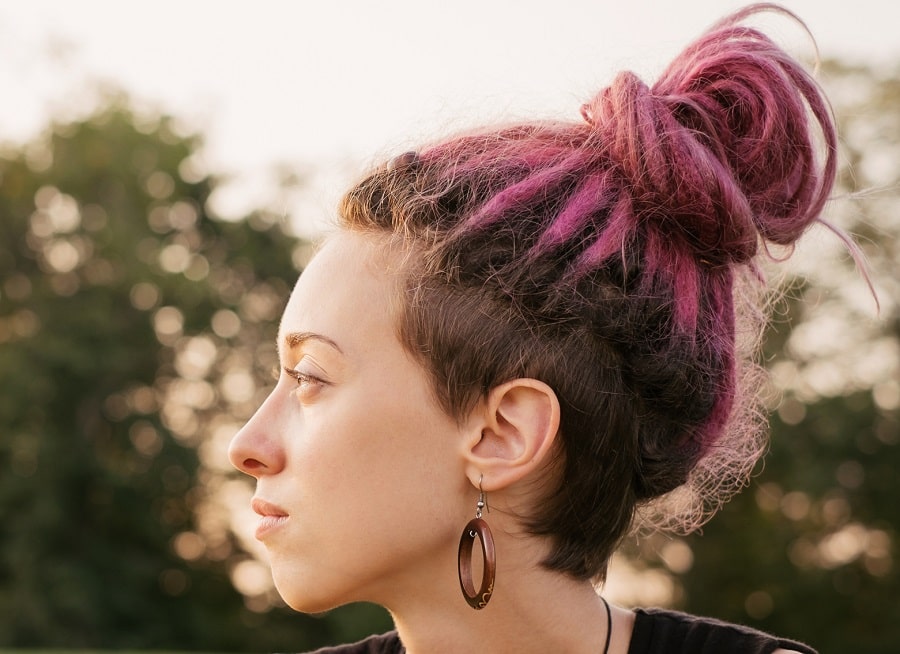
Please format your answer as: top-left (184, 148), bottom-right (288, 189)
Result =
top-left (282, 366), bottom-right (324, 390)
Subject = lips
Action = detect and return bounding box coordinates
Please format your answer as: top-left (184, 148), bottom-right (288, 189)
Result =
top-left (251, 497), bottom-right (289, 540)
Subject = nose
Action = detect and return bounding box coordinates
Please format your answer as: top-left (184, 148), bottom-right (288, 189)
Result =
top-left (227, 390), bottom-right (286, 477)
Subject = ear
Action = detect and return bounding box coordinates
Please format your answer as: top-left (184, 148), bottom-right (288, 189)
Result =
top-left (462, 378), bottom-right (561, 491)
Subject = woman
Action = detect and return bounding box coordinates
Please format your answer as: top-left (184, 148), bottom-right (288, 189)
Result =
top-left (229, 4), bottom-right (855, 652)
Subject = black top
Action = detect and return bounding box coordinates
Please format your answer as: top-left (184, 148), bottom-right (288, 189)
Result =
top-left (628, 608), bottom-right (817, 654)
top-left (306, 608), bottom-right (817, 653)
top-left (308, 631), bottom-right (403, 654)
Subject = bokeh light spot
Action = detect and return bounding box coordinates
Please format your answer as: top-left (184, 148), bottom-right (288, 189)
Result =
top-left (146, 170), bottom-right (175, 199)
top-left (211, 309), bottom-right (242, 339)
top-left (173, 531), bottom-right (206, 561)
top-left (744, 590), bottom-right (774, 619)
top-left (153, 306), bottom-right (184, 344)
top-left (130, 282), bottom-right (161, 310)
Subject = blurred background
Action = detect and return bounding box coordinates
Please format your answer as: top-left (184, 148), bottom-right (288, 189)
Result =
top-left (0, 1), bottom-right (897, 652)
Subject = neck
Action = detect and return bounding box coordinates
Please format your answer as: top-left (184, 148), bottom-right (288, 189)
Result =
top-left (386, 543), bottom-right (617, 654)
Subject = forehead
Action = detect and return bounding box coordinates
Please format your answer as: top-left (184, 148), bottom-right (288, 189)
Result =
top-left (278, 231), bottom-right (400, 358)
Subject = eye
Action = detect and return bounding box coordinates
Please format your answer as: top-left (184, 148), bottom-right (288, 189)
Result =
top-left (282, 366), bottom-right (325, 392)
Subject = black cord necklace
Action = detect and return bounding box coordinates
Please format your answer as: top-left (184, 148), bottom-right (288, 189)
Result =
top-left (600, 595), bottom-right (612, 654)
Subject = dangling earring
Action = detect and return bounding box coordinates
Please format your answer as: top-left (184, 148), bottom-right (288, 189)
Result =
top-left (457, 475), bottom-right (495, 609)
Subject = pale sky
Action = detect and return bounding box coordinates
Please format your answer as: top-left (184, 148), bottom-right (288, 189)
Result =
top-left (2, 0), bottom-right (898, 235)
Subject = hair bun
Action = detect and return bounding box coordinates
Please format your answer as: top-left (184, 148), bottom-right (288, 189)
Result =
top-left (580, 4), bottom-right (836, 264)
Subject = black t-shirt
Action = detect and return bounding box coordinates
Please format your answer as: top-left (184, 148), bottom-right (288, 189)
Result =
top-left (306, 608), bottom-right (817, 653)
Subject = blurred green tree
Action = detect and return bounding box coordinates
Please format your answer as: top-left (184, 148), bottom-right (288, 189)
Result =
top-left (669, 61), bottom-right (900, 654)
top-left (0, 97), bottom-right (390, 649)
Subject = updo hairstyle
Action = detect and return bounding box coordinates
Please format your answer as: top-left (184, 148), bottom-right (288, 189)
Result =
top-left (339, 4), bottom-right (838, 581)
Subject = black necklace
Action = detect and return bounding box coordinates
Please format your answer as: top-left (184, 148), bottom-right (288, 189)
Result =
top-left (600, 595), bottom-right (612, 654)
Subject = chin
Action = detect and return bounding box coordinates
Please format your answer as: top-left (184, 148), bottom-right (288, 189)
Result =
top-left (282, 593), bottom-right (340, 615)
top-left (272, 568), bottom-right (350, 614)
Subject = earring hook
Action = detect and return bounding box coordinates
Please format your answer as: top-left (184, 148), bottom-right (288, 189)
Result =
top-left (476, 474), bottom-right (487, 519)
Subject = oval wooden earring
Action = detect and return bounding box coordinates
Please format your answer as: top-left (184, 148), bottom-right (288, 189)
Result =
top-left (457, 479), bottom-right (495, 609)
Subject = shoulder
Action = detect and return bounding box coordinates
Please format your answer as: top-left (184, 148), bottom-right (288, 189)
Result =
top-left (304, 631), bottom-right (403, 654)
top-left (629, 608), bottom-right (817, 654)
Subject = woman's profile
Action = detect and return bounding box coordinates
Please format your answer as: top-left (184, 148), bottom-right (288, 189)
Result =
top-left (228, 4), bottom-right (862, 652)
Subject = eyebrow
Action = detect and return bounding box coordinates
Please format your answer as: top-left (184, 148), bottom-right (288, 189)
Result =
top-left (282, 331), bottom-right (344, 354)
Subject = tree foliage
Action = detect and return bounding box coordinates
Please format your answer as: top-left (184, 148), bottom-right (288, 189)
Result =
top-left (0, 98), bottom-right (389, 649)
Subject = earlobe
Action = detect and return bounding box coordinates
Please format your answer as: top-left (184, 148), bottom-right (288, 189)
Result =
top-left (464, 378), bottom-right (561, 491)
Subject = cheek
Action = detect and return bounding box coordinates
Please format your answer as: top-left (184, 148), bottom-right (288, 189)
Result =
top-left (283, 387), bottom-right (410, 496)
top-left (358, 381), bottom-right (454, 463)
top-left (301, 380), bottom-right (459, 512)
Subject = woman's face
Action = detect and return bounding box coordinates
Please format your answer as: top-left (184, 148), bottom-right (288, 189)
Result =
top-left (228, 231), bottom-right (472, 613)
